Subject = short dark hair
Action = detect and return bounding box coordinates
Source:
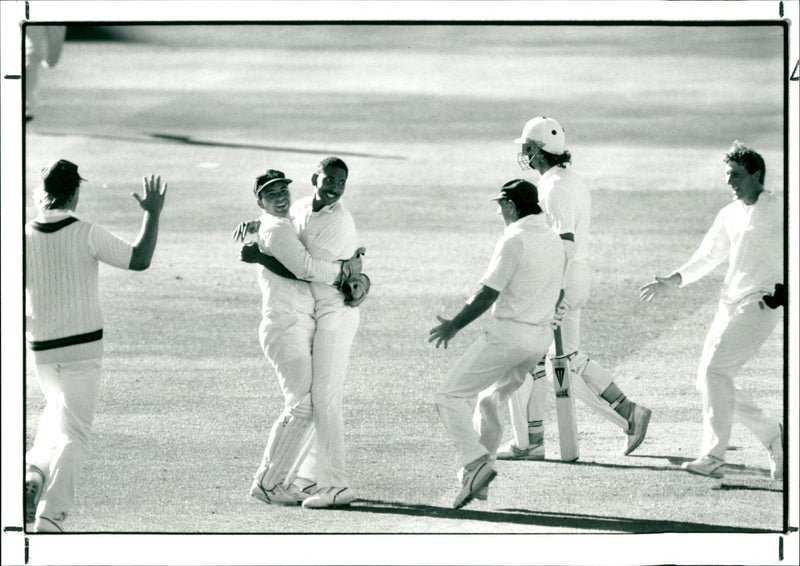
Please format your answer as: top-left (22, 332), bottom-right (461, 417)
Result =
top-left (724, 141), bottom-right (765, 184)
top-left (316, 156), bottom-right (348, 176)
top-left (541, 149), bottom-right (572, 169)
top-left (515, 201), bottom-right (543, 218)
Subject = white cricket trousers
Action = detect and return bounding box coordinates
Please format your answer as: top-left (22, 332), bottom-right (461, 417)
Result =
top-left (260, 314), bottom-right (315, 408)
top-left (697, 296), bottom-right (781, 460)
top-left (299, 305), bottom-right (360, 488)
top-left (435, 319), bottom-right (552, 468)
top-left (255, 315), bottom-right (317, 489)
top-left (26, 357), bottom-right (102, 525)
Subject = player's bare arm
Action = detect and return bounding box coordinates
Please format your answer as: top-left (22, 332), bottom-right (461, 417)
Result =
top-left (639, 272), bottom-right (681, 302)
top-left (240, 242), bottom-right (365, 285)
top-left (239, 243), bottom-right (299, 279)
top-left (129, 174), bottom-right (168, 271)
top-left (428, 286), bottom-right (500, 349)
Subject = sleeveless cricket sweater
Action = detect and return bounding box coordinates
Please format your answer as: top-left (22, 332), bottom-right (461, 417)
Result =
top-left (25, 213), bottom-right (133, 364)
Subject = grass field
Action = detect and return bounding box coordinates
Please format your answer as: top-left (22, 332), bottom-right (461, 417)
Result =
top-left (4, 18), bottom-right (797, 566)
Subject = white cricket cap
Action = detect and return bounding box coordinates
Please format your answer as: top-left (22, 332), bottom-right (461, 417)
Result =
top-left (514, 116), bottom-right (567, 155)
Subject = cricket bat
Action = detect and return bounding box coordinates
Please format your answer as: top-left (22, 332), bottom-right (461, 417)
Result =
top-left (552, 291), bottom-right (579, 461)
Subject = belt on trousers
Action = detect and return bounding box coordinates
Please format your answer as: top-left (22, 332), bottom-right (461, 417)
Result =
top-left (28, 329), bottom-right (103, 351)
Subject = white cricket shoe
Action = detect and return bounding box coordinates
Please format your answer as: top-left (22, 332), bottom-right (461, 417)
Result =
top-left (302, 487), bottom-right (357, 509)
top-left (496, 440), bottom-right (544, 461)
top-left (25, 466), bottom-right (44, 525)
top-left (250, 481), bottom-right (309, 506)
top-left (768, 426), bottom-right (783, 481)
top-left (453, 456), bottom-right (497, 509)
top-left (624, 404), bottom-right (652, 455)
top-left (682, 455), bottom-right (725, 478)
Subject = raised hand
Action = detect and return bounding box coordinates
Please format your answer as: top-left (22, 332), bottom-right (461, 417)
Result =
top-left (132, 174), bottom-right (167, 216)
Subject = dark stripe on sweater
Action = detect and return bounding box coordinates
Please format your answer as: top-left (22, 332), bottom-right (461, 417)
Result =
top-left (28, 329), bottom-right (103, 351)
top-left (29, 217), bottom-right (79, 233)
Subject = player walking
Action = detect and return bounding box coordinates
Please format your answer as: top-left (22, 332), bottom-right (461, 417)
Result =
top-left (499, 116), bottom-right (652, 461)
top-left (25, 160), bottom-right (167, 532)
top-left (235, 169), bottom-right (362, 506)
top-left (430, 179), bottom-right (564, 508)
top-left (235, 157), bottom-right (366, 508)
top-left (639, 141), bottom-right (784, 480)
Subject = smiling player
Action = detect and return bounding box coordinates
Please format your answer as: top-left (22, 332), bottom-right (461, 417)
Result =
top-left (235, 158), bottom-right (367, 508)
top-left (639, 141), bottom-right (784, 480)
top-left (238, 169), bottom-right (362, 506)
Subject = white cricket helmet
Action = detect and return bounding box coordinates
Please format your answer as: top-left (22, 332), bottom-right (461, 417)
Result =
top-left (515, 116), bottom-right (567, 155)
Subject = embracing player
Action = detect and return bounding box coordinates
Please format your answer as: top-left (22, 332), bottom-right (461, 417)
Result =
top-left (234, 169), bottom-right (362, 506)
top-left (235, 157), bottom-right (369, 508)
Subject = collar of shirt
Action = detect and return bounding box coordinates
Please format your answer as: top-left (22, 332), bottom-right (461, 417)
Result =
top-left (309, 199), bottom-right (343, 216)
top-left (734, 187), bottom-right (775, 208)
top-left (36, 208), bottom-right (75, 222)
top-left (259, 211), bottom-right (293, 224)
top-left (540, 166), bottom-right (560, 182)
top-left (506, 213), bottom-right (547, 233)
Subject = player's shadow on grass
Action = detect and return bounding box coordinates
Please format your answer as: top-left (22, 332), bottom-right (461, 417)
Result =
top-left (342, 500), bottom-right (777, 533)
top-left (632, 454), bottom-right (782, 492)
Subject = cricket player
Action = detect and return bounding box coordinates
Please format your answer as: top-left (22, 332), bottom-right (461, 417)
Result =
top-left (236, 169), bottom-right (363, 506)
top-left (639, 141), bottom-right (784, 480)
top-left (235, 157), bottom-right (364, 509)
top-left (430, 179), bottom-right (564, 508)
top-left (500, 116), bottom-right (652, 460)
top-left (25, 159), bottom-right (167, 532)
top-left (25, 25), bottom-right (67, 121)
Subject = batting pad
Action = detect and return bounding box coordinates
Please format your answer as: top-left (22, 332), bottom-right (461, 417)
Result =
top-left (570, 359), bottom-right (628, 430)
top-left (259, 398), bottom-right (315, 490)
top-left (507, 376), bottom-right (533, 449)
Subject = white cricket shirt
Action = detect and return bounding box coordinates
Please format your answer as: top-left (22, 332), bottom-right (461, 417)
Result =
top-left (255, 213), bottom-right (318, 322)
top-left (290, 196), bottom-right (358, 312)
top-left (258, 212), bottom-right (342, 284)
top-left (25, 209), bottom-right (133, 363)
top-left (538, 167), bottom-right (591, 264)
top-left (677, 189), bottom-right (784, 304)
top-left (479, 214), bottom-right (565, 326)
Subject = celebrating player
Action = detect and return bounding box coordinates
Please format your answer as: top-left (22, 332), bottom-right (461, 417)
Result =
top-left (234, 169), bottom-right (362, 506)
top-left (639, 141), bottom-right (784, 480)
top-left (235, 157), bottom-right (367, 508)
top-left (499, 116), bottom-right (652, 461)
top-left (430, 179), bottom-right (564, 508)
top-left (25, 160), bottom-right (167, 532)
